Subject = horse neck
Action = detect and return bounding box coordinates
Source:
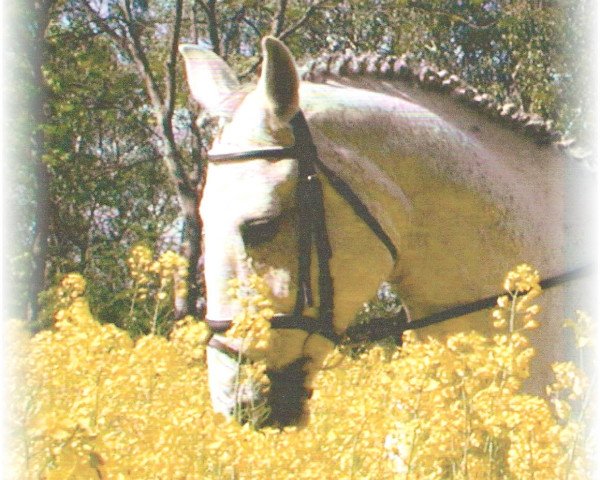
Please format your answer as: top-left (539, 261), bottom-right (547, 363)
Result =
top-left (300, 81), bottom-right (573, 244)
top-left (299, 81), bottom-right (594, 318)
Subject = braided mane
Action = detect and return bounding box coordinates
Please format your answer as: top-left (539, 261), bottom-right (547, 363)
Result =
top-left (300, 51), bottom-right (593, 170)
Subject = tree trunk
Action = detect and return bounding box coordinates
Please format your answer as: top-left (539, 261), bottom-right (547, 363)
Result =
top-left (180, 206), bottom-right (203, 318)
top-left (27, 0), bottom-right (55, 322)
top-left (157, 116), bottom-right (203, 319)
top-left (28, 135), bottom-right (51, 322)
top-left (81, 0), bottom-right (203, 320)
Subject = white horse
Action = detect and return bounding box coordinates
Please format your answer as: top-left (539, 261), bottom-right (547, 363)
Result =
top-left (180, 37), bottom-right (595, 425)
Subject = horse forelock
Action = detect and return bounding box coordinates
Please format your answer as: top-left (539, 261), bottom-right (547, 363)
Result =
top-left (211, 90), bottom-right (297, 154)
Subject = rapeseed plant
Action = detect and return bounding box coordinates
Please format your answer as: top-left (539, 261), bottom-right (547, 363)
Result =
top-left (126, 245), bottom-right (188, 335)
top-left (225, 272), bottom-right (274, 426)
top-left (7, 263), bottom-right (595, 479)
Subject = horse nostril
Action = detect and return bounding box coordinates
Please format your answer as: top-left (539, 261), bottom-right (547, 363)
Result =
top-left (241, 216), bottom-right (281, 247)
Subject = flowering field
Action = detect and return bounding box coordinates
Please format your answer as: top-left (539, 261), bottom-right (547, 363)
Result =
top-left (8, 265), bottom-right (595, 479)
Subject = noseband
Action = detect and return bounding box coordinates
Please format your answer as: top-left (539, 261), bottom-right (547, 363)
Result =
top-left (206, 111), bottom-right (339, 343)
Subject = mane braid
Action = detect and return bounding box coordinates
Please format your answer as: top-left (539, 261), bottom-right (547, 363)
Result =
top-left (299, 51), bottom-right (593, 170)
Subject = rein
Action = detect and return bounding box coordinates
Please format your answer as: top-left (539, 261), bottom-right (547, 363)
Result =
top-left (205, 110), bottom-right (596, 351)
top-left (345, 263), bottom-right (596, 345)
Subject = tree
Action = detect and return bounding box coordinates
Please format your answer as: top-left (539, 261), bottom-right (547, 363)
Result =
top-left (40, 15), bottom-right (180, 326)
top-left (72, 0), bottom-right (333, 320)
top-left (75, 0), bottom-right (206, 318)
top-left (398, 0), bottom-right (592, 136)
top-left (6, 0), bottom-right (62, 322)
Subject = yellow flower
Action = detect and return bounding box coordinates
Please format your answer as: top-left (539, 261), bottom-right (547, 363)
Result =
top-left (225, 273), bottom-right (274, 354)
top-left (493, 318), bottom-right (507, 329)
top-left (564, 310), bottom-right (594, 350)
top-left (502, 264), bottom-right (540, 294)
top-left (9, 265), bottom-right (595, 479)
top-left (523, 318), bottom-right (540, 330)
top-left (497, 295), bottom-right (510, 308)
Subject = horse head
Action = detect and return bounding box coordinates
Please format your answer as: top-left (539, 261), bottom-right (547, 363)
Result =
top-left (181, 38), bottom-right (388, 425)
top-left (184, 38), bottom-right (300, 324)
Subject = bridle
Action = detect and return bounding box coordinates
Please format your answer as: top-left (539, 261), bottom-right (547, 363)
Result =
top-left (206, 111), bottom-right (343, 344)
top-left (203, 110), bottom-right (596, 354)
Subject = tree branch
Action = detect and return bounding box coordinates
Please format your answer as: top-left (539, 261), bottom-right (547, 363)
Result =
top-left (271, 0), bottom-right (288, 37)
top-left (83, 1), bottom-right (164, 111)
top-left (190, 0), bottom-right (200, 43)
top-left (238, 0), bottom-right (328, 79)
top-left (197, 0), bottom-right (221, 54)
top-left (118, 0), bottom-right (164, 110)
top-left (81, 3), bottom-right (131, 47)
top-left (82, 0), bottom-right (193, 198)
top-left (165, 0), bottom-right (184, 119)
top-left (187, 104), bottom-right (208, 185)
top-left (279, 0), bottom-right (328, 41)
top-left (242, 17), bottom-right (262, 38)
top-left (120, 0), bottom-right (134, 24)
top-left (222, 6), bottom-right (246, 60)
top-left (239, 57), bottom-right (262, 80)
top-left (407, 1), bottom-right (498, 30)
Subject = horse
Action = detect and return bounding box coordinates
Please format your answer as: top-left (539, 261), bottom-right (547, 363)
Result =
top-left (179, 37), bottom-right (595, 426)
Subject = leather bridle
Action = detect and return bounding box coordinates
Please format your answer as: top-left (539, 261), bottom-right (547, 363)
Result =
top-left (203, 110), bottom-right (596, 354)
top-left (206, 111), bottom-right (341, 344)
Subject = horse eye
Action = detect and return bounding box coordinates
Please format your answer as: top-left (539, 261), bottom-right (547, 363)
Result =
top-left (241, 217), bottom-right (281, 247)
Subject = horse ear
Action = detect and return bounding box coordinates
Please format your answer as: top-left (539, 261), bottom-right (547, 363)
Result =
top-left (258, 37), bottom-right (299, 121)
top-left (179, 44), bottom-right (242, 117)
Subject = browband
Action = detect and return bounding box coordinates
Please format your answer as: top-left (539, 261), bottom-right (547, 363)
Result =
top-left (208, 146), bottom-right (298, 162)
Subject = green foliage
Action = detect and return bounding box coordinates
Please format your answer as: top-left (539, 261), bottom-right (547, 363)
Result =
top-left (37, 246), bottom-right (189, 339)
top-left (343, 282), bottom-right (407, 356)
top-left (400, 0), bottom-right (590, 134)
top-left (11, 3), bottom-right (184, 322)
